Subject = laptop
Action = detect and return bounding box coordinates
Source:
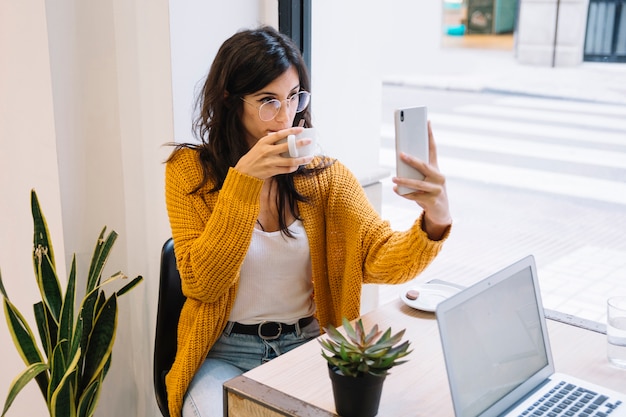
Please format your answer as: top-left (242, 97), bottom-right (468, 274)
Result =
top-left (436, 255), bottom-right (626, 417)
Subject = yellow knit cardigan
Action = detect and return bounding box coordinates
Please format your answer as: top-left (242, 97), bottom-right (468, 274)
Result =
top-left (164, 148), bottom-right (449, 417)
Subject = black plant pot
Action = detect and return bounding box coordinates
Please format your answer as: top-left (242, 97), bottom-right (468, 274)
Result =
top-left (327, 365), bottom-right (387, 417)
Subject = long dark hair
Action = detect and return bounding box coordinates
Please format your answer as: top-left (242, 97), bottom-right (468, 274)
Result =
top-left (168, 26), bottom-right (331, 236)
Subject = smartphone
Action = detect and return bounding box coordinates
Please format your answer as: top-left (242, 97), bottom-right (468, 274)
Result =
top-left (394, 106), bottom-right (429, 195)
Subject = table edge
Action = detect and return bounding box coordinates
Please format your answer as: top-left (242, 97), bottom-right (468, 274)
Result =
top-left (224, 374), bottom-right (337, 417)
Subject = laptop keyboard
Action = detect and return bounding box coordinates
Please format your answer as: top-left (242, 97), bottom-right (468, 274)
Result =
top-left (519, 381), bottom-right (623, 417)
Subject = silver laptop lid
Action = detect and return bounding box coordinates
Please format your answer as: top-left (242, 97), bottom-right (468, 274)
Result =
top-left (436, 255), bottom-right (554, 417)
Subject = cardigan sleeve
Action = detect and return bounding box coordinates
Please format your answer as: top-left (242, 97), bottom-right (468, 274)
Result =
top-left (324, 161), bottom-right (448, 285)
top-left (165, 149), bottom-right (264, 302)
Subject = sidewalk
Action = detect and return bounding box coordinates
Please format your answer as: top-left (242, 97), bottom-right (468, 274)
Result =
top-left (378, 50), bottom-right (626, 325)
top-left (383, 48), bottom-right (626, 106)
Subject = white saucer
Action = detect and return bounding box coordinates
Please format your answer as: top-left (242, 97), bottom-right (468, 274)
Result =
top-left (399, 283), bottom-right (462, 312)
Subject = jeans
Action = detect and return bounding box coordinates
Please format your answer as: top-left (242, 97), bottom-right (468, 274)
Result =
top-left (182, 318), bottom-right (320, 417)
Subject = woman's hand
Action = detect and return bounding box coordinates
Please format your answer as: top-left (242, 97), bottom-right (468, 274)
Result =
top-left (234, 127), bottom-right (314, 180)
top-left (392, 122), bottom-right (452, 240)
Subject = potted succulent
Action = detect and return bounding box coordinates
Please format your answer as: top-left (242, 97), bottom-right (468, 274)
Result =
top-left (0, 190), bottom-right (143, 417)
top-left (319, 317), bottom-right (412, 417)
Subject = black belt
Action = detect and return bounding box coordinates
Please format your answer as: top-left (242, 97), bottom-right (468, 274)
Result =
top-left (230, 316), bottom-right (315, 340)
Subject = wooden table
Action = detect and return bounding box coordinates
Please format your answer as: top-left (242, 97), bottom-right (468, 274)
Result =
top-left (223, 299), bottom-right (626, 417)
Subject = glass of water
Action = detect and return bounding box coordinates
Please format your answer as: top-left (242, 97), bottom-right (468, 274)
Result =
top-left (607, 296), bottom-right (626, 369)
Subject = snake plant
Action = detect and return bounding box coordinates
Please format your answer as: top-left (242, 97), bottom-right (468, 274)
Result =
top-left (320, 317), bottom-right (412, 377)
top-left (0, 190), bottom-right (143, 417)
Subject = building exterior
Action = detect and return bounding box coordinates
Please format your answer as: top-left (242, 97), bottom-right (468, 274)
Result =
top-left (516, 0), bottom-right (624, 66)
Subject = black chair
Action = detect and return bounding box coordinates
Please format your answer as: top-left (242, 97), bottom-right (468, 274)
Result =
top-left (154, 238), bottom-right (186, 417)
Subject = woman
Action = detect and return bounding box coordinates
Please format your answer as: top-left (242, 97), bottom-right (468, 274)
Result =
top-left (164, 26), bottom-right (452, 417)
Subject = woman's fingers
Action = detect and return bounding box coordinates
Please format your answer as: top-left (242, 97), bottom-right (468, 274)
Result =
top-left (234, 128), bottom-right (313, 179)
top-left (426, 121), bottom-right (439, 170)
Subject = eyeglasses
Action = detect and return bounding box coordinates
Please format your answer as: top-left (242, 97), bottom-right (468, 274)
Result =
top-left (241, 91), bottom-right (311, 121)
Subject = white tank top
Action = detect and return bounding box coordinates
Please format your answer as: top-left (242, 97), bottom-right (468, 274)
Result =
top-left (229, 220), bottom-right (315, 324)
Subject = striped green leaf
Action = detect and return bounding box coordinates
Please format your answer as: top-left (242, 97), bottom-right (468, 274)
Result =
top-left (2, 297), bottom-right (48, 396)
top-left (47, 340), bottom-right (68, 404)
top-left (30, 190), bottom-right (55, 268)
top-left (86, 229), bottom-right (117, 293)
top-left (31, 190), bottom-right (62, 322)
top-left (69, 311), bottom-right (84, 372)
top-left (33, 302), bottom-right (52, 360)
top-left (81, 294), bottom-right (117, 389)
top-left (0, 269), bottom-right (7, 299)
top-left (0, 362), bottom-right (48, 417)
top-left (58, 256), bottom-right (77, 359)
top-left (75, 289), bottom-right (99, 395)
top-left (115, 276), bottom-right (143, 297)
top-left (76, 378), bottom-right (100, 417)
top-left (50, 347), bottom-right (81, 417)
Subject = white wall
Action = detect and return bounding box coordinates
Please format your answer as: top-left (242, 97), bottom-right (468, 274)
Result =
top-left (0, 1), bottom-right (66, 415)
top-left (169, 1), bottom-right (268, 143)
top-left (310, 2), bottom-right (383, 179)
top-left (380, 0), bottom-right (444, 77)
top-left (0, 0), bottom-right (173, 415)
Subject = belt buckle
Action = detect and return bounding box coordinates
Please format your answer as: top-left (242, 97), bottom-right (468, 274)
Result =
top-left (258, 321), bottom-right (282, 340)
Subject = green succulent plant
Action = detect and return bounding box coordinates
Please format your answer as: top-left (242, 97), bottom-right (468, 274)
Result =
top-left (0, 190), bottom-right (143, 417)
top-left (319, 317), bottom-right (412, 378)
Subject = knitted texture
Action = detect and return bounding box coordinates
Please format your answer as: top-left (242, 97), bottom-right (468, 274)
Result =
top-left (164, 148), bottom-right (449, 417)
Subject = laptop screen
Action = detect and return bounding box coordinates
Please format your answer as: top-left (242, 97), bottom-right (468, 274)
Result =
top-left (437, 258), bottom-right (550, 417)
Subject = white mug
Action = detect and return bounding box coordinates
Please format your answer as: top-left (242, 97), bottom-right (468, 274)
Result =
top-left (278, 128), bottom-right (316, 158)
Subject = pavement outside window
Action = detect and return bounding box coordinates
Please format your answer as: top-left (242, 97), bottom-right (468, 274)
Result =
top-left (377, 50), bottom-right (626, 325)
